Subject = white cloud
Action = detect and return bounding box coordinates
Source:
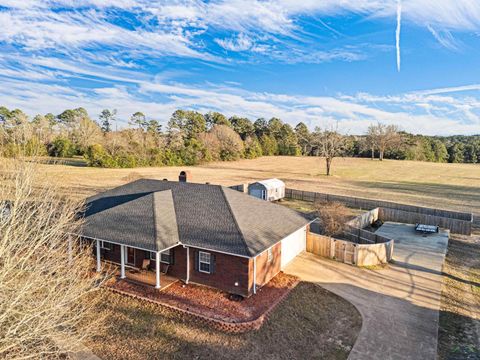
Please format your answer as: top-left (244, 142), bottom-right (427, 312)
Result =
top-left (2, 0), bottom-right (479, 65)
top-left (413, 84), bottom-right (480, 95)
top-left (0, 1), bottom-right (479, 135)
top-left (426, 25), bottom-right (459, 50)
top-left (1, 55), bottom-right (478, 136)
top-left (215, 33), bottom-right (255, 52)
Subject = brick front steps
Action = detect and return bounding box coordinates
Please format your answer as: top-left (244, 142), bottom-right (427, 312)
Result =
top-left (106, 273), bottom-right (299, 333)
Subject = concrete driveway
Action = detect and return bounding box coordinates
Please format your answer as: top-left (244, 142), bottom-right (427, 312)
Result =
top-left (285, 222), bottom-right (449, 360)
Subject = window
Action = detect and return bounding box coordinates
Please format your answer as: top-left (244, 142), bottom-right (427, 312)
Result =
top-left (160, 249), bottom-right (171, 264)
top-left (267, 248), bottom-right (273, 262)
top-left (100, 241), bottom-right (113, 250)
top-left (199, 251), bottom-right (211, 273)
top-left (150, 251), bottom-right (156, 261)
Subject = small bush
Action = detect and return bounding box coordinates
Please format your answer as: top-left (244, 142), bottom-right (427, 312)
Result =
top-left (314, 201), bottom-right (350, 237)
top-left (84, 144), bottom-right (115, 167)
top-left (48, 137), bottom-right (76, 157)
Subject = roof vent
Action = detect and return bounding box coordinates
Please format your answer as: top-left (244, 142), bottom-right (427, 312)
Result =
top-left (179, 170), bottom-right (191, 183)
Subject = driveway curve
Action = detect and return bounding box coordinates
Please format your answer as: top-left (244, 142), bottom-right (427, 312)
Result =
top-left (285, 222), bottom-right (449, 360)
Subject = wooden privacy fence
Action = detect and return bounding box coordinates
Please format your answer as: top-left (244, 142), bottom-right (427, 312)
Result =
top-left (286, 188), bottom-right (473, 235)
top-left (306, 231), bottom-right (394, 266)
top-left (378, 207), bottom-right (471, 235)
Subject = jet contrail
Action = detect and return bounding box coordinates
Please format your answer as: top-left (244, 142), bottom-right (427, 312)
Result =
top-left (396, 0), bottom-right (402, 72)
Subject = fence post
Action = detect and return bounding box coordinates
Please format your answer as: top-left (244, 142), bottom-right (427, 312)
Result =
top-left (330, 238), bottom-right (336, 259)
top-left (353, 244), bottom-right (358, 265)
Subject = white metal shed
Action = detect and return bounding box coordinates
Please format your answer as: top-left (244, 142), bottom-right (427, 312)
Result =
top-left (248, 178), bottom-right (285, 201)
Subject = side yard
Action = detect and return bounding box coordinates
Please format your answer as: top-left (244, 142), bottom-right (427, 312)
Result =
top-left (87, 282), bottom-right (362, 360)
top-left (438, 233), bottom-right (480, 359)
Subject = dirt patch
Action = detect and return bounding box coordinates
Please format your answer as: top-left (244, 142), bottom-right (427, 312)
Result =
top-left (87, 281), bottom-right (361, 360)
top-left (108, 272), bottom-right (298, 323)
top-left (438, 234), bottom-right (480, 359)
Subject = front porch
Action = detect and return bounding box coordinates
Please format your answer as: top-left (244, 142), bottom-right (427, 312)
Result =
top-left (102, 260), bottom-right (178, 290)
top-left (92, 239), bottom-right (181, 290)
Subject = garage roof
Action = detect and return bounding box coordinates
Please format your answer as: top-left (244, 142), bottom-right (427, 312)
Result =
top-left (80, 179), bottom-right (308, 257)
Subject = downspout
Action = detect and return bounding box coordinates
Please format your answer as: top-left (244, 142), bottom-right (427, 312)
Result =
top-left (120, 245), bottom-right (126, 279)
top-left (96, 239), bottom-right (101, 272)
top-left (253, 256), bottom-right (257, 295)
top-left (186, 246), bottom-right (190, 284)
top-left (155, 251), bottom-right (161, 289)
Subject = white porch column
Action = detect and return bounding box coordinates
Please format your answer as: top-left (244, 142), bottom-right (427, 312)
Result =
top-left (253, 256), bottom-right (257, 295)
top-left (96, 239), bottom-right (101, 272)
top-left (67, 235), bottom-right (73, 265)
top-left (155, 251), bottom-right (161, 289)
top-left (120, 245), bottom-right (126, 279)
top-left (186, 247), bottom-right (190, 284)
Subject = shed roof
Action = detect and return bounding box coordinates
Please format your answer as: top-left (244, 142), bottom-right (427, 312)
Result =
top-left (249, 178), bottom-right (285, 190)
top-left (80, 179), bottom-right (308, 257)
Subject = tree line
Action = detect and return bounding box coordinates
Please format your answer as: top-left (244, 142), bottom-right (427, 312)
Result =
top-left (0, 106), bottom-right (479, 173)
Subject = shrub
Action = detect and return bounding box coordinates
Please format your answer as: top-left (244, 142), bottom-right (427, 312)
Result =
top-left (84, 144), bottom-right (115, 167)
top-left (48, 137), bottom-right (75, 157)
top-left (25, 136), bottom-right (48, 156)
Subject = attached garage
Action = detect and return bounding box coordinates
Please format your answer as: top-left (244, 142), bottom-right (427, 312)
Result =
top-left (280, 226), bottom-right (307, 269)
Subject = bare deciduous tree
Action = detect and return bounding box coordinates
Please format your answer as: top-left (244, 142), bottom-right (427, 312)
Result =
top-left (314, 201), bottom-right (350, 237)
top-left (367, 123), bottom-right (402, 161)
top-left (0, 160), bottom-right (108, 360)
top-left (312, 126), bottom-right (347, 176)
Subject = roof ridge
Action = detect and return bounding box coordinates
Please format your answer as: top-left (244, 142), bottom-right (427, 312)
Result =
top-left (152, 189), bottom-right (180, 251)
top-left (151, 191), bottom-right (158, 251)
top-left (220, 186), bottom-right (252, 257)
top-left (166, 189), bottom-right (182, 249)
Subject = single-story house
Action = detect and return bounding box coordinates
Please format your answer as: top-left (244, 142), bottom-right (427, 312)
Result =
top-left (248, 178), bottom-right (285, 201)
top-left (79, 175), bottom-right (310, 297)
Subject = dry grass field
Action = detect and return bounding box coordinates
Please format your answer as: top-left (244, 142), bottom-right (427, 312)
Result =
top-left (438, 234), bottom-right (480, 359)
top-left (20, 156), bottom-right (480, 216)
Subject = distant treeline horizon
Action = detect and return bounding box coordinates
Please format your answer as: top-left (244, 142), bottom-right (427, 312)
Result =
top-left (1, 105), bottom-right (479, 168)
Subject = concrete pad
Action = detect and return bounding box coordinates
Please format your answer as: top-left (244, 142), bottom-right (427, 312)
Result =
top-left (285, 222), bottom-right (449, 360)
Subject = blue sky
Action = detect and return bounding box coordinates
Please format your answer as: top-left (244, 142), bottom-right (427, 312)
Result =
top-left (0, 1), bottom-right (479, 135)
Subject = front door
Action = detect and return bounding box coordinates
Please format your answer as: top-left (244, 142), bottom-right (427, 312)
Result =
top-left (127, 247), bottom-right (135, 265)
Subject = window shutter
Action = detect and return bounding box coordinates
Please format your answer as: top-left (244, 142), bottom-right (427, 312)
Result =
top-left (194, 251), bottom-right (199, 271)
top-left (210, 254), bottom-right (216, 274)
top-left (170, 248), bottom-right (175, 265)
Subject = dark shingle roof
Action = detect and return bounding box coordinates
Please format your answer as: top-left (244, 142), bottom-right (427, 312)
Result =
top-left (81, 179), bottom-right (309, 257)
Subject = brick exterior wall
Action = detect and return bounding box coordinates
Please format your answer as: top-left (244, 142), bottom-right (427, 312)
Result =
top-left (249, 242), bottom-right (281, 292)
top-left (91, 239), bottom-right (282, 298)
top-left (165, 245), bottom-right (187, 280)
top-left (187, 247), bottom-right (251, 297)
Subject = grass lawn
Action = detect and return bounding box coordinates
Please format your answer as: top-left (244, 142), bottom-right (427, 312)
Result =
top-left (11, 156), bottom-right (480, 216)
top-left (87, 282), bottom-right (361, 360)
top-left (438, 233), bottom-right (480, 359)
